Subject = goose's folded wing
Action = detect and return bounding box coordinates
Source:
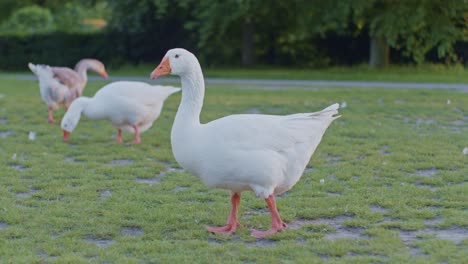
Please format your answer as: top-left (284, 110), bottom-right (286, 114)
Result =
top-left (205, 111), bottom-right (338, 153)
top-left (50, 67), bottom-right (81, 88)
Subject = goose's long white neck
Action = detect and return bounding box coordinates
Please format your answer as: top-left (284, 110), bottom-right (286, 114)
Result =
top-left (174, 65), bottom-right (205, 128)
top-left (74, 60), bottom-right (90, 84)
top-left (68, 96), bottom-right (95, 119)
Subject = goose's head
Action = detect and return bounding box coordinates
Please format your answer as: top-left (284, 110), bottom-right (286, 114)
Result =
top-left (150, 48), bottom-right (198, 79)
top-left (80, 59), bottom-right (108, 78)
top-left (61, 110), bottom-right (80, 142)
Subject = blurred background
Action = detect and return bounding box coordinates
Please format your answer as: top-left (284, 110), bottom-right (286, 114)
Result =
top-left (0, 0), bottom-right (466, 71)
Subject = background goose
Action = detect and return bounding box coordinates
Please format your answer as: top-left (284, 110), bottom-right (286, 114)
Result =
top-left (151, 48), bottom-right (340, 238)
top-left (28, 59), bottom-right (108, 123)
top-left (61, 81), bottom-right (180, 143)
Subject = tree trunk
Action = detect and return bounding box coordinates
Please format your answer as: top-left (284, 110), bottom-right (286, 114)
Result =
top-left (369, 36), bottom-right (389, 68)
top-left (242, 18), bottom-right (255, 66)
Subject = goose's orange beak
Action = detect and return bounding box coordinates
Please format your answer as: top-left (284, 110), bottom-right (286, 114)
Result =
top-left (150, 57), bottom-right (171, 79)
top-left (63, 130), bottom-right (70, 142)
top-left (100, 70), bottom-right (108, 79)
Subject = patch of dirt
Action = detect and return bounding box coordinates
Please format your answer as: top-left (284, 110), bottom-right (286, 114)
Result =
top-left (325, 155), bottom-right (342, 165)
top-left (266, 106), bottom-right (286, 114)
top-left (0, 118), bottom-right (7, 124)
top-left (324, 228), bottom-right (364, 240)
top-left (317, 253), bottom-right (329, 260)
top-left (424, 217), bottom-right (443, 226)
top-left (415, 182), bottom-right (439, 192)
top-left (245, 239), bottom-right (277, 247)
top-left (434, 228), bottom-right (467, 244)
top-left (416, 118), bottom-right (437, 125)
top-left (0, 130), bottom-right (12, 138)
top-left (441, 125), bottom-right (463, 134)
top-left (380, 216), bottom-right (401, 224)
top-left (0, 222), bottom-right (8, 229)
top-left (242, 208), bottom-right (270, 219)
top-left (295, 238), bottom-right (307, 244)
top-left (451, 120), bottom-right (464, 125)
top-left (173, 186), bottom-right (188, 192)
top-left (245, 107), bottom-right (262, 114)
top-left (304, 167), bottom-right (316, 173)
top-left (85, 237), bottom-right (115, 247)
top-left (146, 157), bottom-right (174, 167)
top-left (208, 238), bottom-right (222, 245)
top-left (407, 246), bottom-right (424, 256)
top-left (289, 215), bottom-right (354, 230)
top-left (400, 227), bottom-right (467, 244)
top-left (355, 155), bottom-right (367, 161)
top-left (370, 205), bottom-right (390, 213)
top-left (16, 187), bottom-right (39, 198)
top-left (380, 145), bottom-right (391, 156)
top-left (99, 190), bottom-right (112, 200)
top-left (107, 159), bottom-right (134, 166)
top-left (79, 133), bottom-right (90, 138)
top-left (136, 167), bottom-right (184, 186)
top-left (425, 205), bottom-right (443, 210)
top-left (327, 192), bottom-right (341, 197)
top-left (64, 156), bottom-right (77, 163)
top-left (10, 164), bottom-right (27, 172)
top-left (136, 177), bottom-right (161, 185)
top-left (288, 215), bottom-right (363, 240)
top-left (410, 168), bottom-right (438, 177)
top-left (121, 227), bottom-right (144, 236)
top-left (399, 230), bottom-right (420, 244)
top-left (38, 250), bottom-right (57, 260)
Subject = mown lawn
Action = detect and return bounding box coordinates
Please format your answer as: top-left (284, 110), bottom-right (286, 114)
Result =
top-left (110, 63), bottom-right (468, 84)
top-left (0, 77), bottom-right (467, 263)
top-left (3, 63), bottom-right (468, 84)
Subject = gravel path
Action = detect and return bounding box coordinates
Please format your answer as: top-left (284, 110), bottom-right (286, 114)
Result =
top-left (8, 74), bottom-right (468, 91)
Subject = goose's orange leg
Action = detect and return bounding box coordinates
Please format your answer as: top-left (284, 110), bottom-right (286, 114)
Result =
top-left (116, 129), bottom-right (123, 143)
top-left (251, 195), bottom-right (287, 239)
top-left (132, 125), bottom-right (141, 144)
top-left (47, 106), bottom-right (55, 123)
top-left (206, 193), bottom-right (241, 234)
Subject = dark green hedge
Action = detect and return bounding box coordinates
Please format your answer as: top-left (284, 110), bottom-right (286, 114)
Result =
top-left (0, 32), bottom-right (196, 70)
top-left (0, 31), bottom-right (464, 71)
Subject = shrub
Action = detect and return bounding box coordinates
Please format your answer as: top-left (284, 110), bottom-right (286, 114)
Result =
top-left (0, 5), bottom-right (55, 35)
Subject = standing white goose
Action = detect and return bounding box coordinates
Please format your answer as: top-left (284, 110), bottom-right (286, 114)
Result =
top-left (28, 59), bottom-right (108, 123)
top-left (150, 48), bottom-right (340, 239)
top-left (61, 81), bottom-right (180, 143)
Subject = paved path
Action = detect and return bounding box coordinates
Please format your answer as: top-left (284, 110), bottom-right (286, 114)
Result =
top-left (8, 74), bottom-right (468, 91)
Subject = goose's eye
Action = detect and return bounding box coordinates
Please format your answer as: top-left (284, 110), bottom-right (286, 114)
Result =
top-left (175, 54), bottom-right (180, 58)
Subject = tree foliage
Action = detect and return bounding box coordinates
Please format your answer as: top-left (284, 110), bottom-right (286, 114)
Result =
top-left (0, 5), bottom-right (55, 35)
top-left (0, 0), bottom-right (466, 66)
top-left (308, 0), bottom-right (468, 64)
top-left (0, 0), bottom-right (108, 34)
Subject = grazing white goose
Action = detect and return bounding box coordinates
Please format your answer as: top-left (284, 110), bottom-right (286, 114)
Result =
top-left (28, 59), bottom-right (108, 123)
top-left (61, 81), bottom-right (180, 143)
top-left (150, 48), bottom-right (340, 238)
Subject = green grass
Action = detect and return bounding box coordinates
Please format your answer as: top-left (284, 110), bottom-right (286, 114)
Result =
top-left (0, 77), bottom-right (467, 263)
top-left (108, 63), bottom-right (468, 84)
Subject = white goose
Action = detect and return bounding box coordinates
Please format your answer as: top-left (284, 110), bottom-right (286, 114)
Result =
top-left (61, 81), bottom-right (180, 143)
top-left (28, 59), bottom-right (108, 123)
top-left (150, 49), bottom-right (340, 238)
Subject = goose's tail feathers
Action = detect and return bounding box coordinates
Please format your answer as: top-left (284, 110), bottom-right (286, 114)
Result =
top-left (28, 63), bottom-right (36, 73)
top-left (312, 103), bottom-right (341, 120)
